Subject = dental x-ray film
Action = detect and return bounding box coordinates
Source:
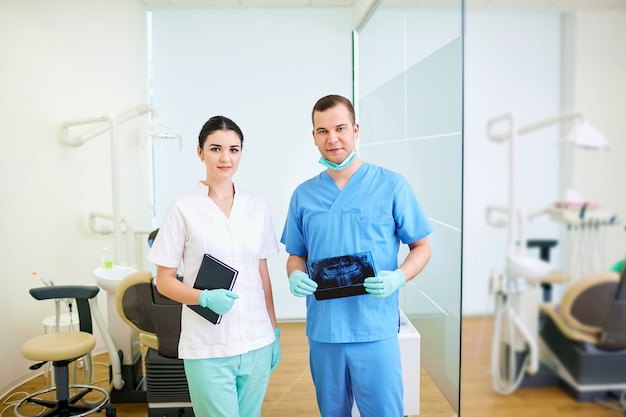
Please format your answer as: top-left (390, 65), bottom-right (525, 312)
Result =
top-left (306, 251), bottom-right (376, 300)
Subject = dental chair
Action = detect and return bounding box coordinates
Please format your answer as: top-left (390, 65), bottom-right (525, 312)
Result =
top-left (115, 271), bottom-right (195, 417)
top-left (16, 285), bottom-right (115, 417)
top-left (539, 264), bottom-right (626, 409)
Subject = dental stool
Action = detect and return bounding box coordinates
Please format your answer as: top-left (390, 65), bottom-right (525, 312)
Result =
top-left (15, 285), bottom-right (115, 417)
top-left (539, 267), bottom-right (626, 408)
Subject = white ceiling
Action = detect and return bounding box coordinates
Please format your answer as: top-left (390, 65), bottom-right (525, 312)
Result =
top-left (466, 0), bottom-right (626, 10)
top-left (140, 0), bottom-right (626, 11)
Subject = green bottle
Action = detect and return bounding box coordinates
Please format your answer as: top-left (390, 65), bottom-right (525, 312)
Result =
top-left (102, 247), bottom-right (113, 269)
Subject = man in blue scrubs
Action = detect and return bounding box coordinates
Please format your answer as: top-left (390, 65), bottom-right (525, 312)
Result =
top-left (281, 94), bottom-right (433, 416)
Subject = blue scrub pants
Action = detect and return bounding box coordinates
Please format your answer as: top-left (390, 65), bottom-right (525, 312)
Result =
top-left (183, 343), bottom-right (272, 417)
top-left (309, 337), bottom-right (403, 417)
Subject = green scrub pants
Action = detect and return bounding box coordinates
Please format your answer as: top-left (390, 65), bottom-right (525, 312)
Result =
top-left (183, 343), bottom-right (272, 417)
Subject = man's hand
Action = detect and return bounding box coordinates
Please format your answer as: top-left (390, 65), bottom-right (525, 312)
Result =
top-left (288, 270), bottom-right (318, 297)
top-left (363, 269), bottom-right (406, 298)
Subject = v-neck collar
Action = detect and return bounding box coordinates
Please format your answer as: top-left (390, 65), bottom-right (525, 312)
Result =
top-left (195, 181), bottom-right (237, 219)
top-left (322, 163), bottom-right (369, 211)
top-left (322, 162), bottom-right (368, 192)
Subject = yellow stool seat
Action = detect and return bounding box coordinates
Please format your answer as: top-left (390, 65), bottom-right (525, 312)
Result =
top-left (21, 331), bottom-right (95, 362)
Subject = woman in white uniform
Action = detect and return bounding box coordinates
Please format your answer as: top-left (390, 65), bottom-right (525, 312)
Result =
top-left (147, 115), bottom-right (281, 417)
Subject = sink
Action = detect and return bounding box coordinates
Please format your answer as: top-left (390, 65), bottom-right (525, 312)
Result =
top-left (508, 254), bottom-right (552, 281)
top-left (94, 265), bottom-right (137, 293)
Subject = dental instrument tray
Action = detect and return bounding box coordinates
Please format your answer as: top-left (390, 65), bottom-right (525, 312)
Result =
top-left (188, 254), bottom-right (238, 324)
top-left (306, 251), bottom-right (376, 300)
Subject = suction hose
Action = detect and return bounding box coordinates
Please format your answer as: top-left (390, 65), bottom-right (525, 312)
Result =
top-left (490, 285), bottom-right (535, 395)
top-left (90, 296), bottom-right (125, 392)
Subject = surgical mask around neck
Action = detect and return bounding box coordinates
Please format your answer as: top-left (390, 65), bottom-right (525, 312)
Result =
top-left (318, 150), bottom-right (356, 171)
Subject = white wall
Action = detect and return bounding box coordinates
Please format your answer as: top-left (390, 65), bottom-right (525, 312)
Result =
top-left (568, 11), bottom-right (626, 268)
top-left (0, 0), bottom-right (150, 394)
top-left (463, 12), bottom-right (562, 315)
top-left (149, 8), bottom-right (353, 320)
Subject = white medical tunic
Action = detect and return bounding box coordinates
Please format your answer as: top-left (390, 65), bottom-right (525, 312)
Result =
top-left (147, 181), bottom-right (279, 359)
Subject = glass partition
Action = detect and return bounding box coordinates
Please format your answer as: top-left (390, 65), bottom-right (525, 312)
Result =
top-left (355, 1), bottom-right (463, 412)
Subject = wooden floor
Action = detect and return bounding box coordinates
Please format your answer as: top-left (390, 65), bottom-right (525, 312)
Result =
top-left (3, 319), bottom-right (623, 416)
top-left (460, 316), bottom-right (624, 417)
top-left (1, 322), bottom-right (454, 417)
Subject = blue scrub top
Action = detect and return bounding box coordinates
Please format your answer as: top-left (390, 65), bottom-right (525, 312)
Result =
top-left (281, 163), bottom-right (433, 343)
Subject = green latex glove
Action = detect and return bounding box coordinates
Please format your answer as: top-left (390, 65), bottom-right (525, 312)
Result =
top-left (271, 327), bottom-right (281, 372)
top-left (288, 270), bottom-right (318, 297)
top-left (363, 269), bottom-right (406, 298)
top-left (198, 289), bottom-right (239, 315)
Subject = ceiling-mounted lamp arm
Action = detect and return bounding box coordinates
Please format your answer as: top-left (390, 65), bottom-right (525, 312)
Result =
top-left (116, 104), bottom-right (158, 124)
top-left (61, 115), bottom-right (116, 147)
top-left (61, 105), bottom-right (160, 147)
top-left (486, 110), bottom-right (587, 142)
top-left (517, 110), bottom-right (584, 136)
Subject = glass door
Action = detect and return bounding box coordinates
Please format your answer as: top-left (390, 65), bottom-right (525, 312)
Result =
top-left (354, 1), bottom-right (464, 412)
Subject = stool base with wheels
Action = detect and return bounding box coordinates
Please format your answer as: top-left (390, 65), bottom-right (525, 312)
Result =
top-left (14, 383), bottom-right (113, 417)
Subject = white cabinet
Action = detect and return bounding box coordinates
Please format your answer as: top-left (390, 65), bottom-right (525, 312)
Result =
top-left (399, 309), bottom-right (421, 416)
